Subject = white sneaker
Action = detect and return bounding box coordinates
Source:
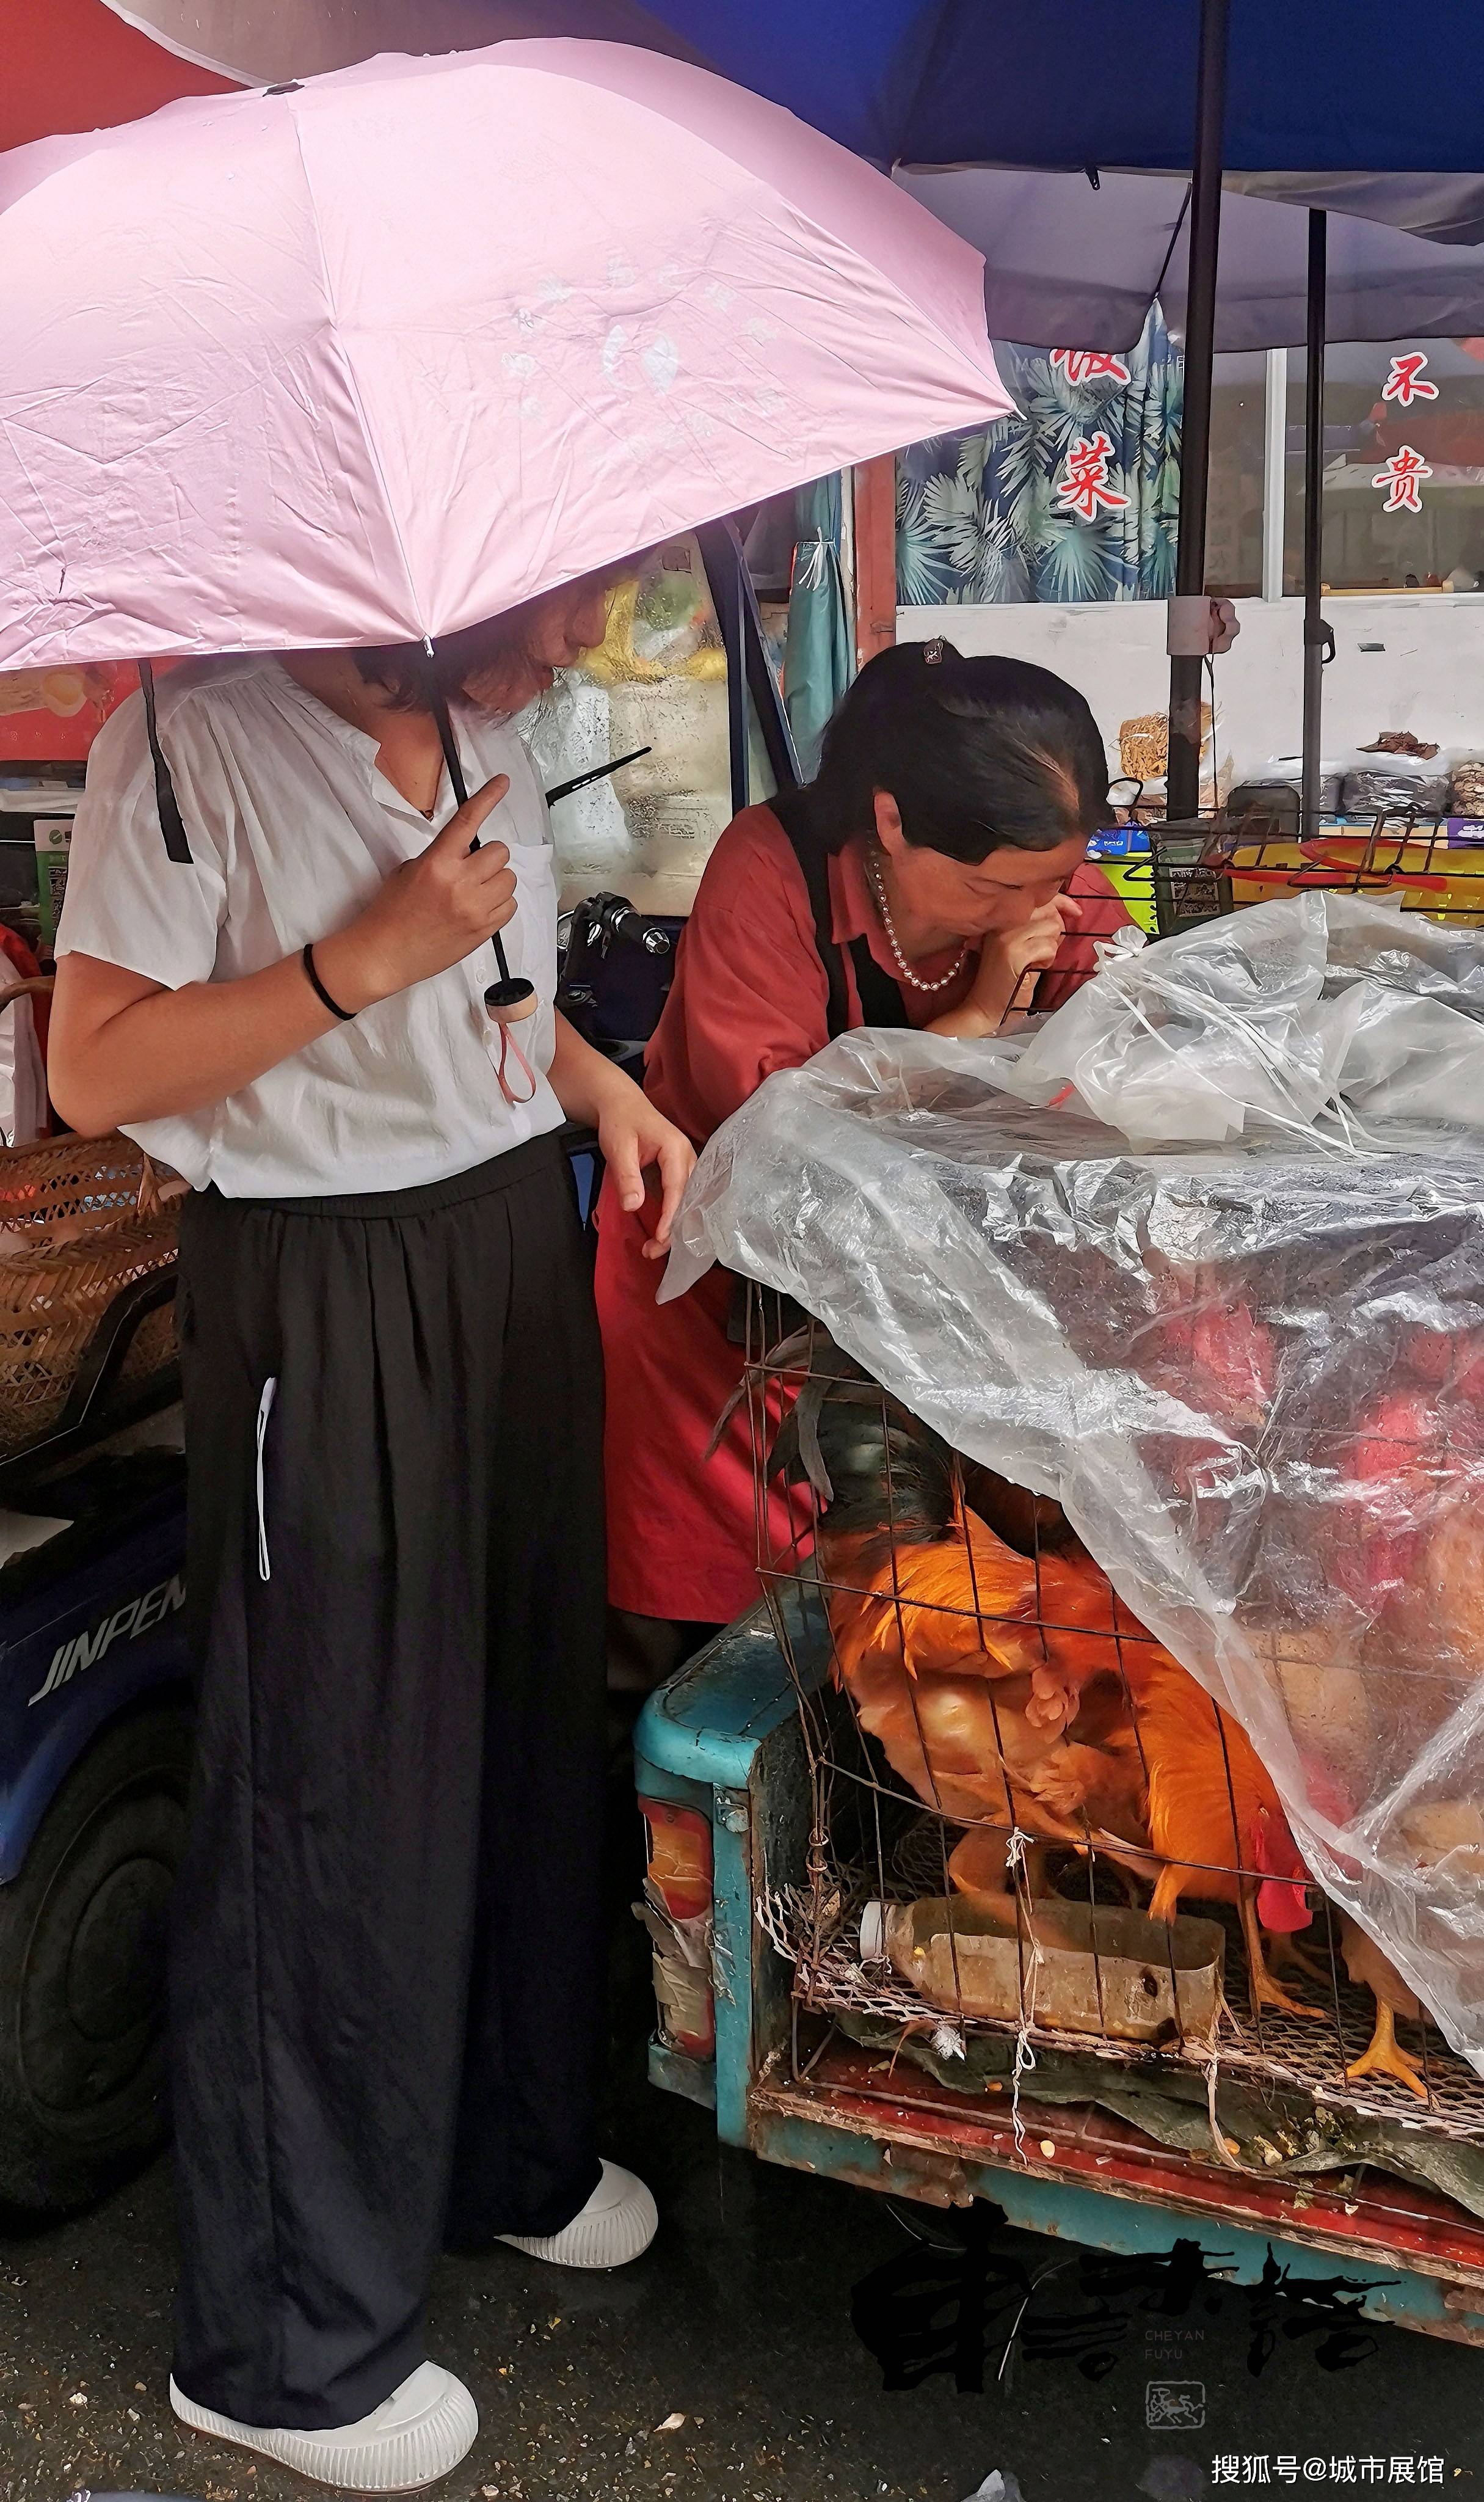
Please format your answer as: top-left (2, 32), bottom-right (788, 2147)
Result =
top-left (169, 2360), bottom-right (477, 2493)
top-left (497, 2159), bottom-right (658, 2270)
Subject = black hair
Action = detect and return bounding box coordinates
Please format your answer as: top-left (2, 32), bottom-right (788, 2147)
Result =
top-left (351, 610), bottom-right (542, 714)
top-left (809, 640), bottom-right (1110, 861)
top-left (351, 557), bottom-right (635, 715)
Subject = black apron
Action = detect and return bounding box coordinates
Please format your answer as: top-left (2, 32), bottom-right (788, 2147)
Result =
top-left (726, 790), bottom-right (909, 1348)
top-left (768, 784), bottom-right (911, 1041)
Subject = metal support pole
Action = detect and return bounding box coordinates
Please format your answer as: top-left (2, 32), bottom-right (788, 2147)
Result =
top-left (1166, 0), bottom-right (1230, 821)
top-left (1262, 347), bottom-right (1287, 601)
top-left (851, 456), bottom-right (898, 669)
top-left (1301, 210), bottom-right (1335, 842)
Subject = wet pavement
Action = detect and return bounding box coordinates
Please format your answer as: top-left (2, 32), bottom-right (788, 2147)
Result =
top-left (4, 1892), bottom-right (1484, 2500)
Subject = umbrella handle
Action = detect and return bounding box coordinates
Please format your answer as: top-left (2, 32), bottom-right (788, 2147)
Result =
top-left (424, 657), bottom-right (536, 1026)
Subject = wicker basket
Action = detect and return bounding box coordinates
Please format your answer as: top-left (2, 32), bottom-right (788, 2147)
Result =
top-left (1119, 704), bottom-right (1213, 784)
top-left (0, 1132), bottom-right (181, 1459)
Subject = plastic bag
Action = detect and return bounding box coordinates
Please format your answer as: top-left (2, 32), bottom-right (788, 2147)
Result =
top-left (1342, 764), bottom-right (1450, 815)
top-left (0, 993), bottom-right (45, 1149)
top-left (1334, 979), bottom-right (1484, 1126)
top-left (664, 899), bottom-right (1484, 2071)
top-left (1232, 751), bottom-right (1344, 815)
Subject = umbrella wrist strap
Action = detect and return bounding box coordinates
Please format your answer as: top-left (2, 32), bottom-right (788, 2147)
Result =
top-left (139, 660), bottom-right (194, 866)
top-left (495, 1020), bottom-right (537, 1106)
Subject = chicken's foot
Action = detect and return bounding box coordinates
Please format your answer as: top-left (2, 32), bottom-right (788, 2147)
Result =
top-left (1238, 1887), bottom-right (1324, 2021)
top-left (1268, 1933), bottom-right (1333, 1992)
top-left (1345, 2000), bottom-right (1428, 2101)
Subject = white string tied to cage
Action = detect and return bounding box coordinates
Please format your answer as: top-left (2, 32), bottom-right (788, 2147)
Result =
top-left (1009, 1978), bottom-right (1042, 2159)
top-left (1004, 1828), bottom-right (1043, 2158)
top-left (1204, 2046), bottom-right (1247, 2172)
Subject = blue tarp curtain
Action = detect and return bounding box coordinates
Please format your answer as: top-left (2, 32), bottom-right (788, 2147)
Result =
top-left (783, 473), bottom-right (853, 773)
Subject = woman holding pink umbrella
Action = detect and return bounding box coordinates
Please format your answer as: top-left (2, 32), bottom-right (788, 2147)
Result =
top-left (48, 572), bottom-right (693, 2492)
top-left (2, 32), bottom-right (1019, 2484)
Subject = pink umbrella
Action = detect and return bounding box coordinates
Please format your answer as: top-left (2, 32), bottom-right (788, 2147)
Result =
top-left (0, 38), bottom-right (1009, 671)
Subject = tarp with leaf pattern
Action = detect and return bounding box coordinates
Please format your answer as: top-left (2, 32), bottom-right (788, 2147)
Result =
top-left (896, 307), bottom-right (1182, 607)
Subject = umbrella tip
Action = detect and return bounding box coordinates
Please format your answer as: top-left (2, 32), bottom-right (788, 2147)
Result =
top-left (264, 81), bottom-right (304, 97)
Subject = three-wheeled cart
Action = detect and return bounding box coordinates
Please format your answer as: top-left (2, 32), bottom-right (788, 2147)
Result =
top-left (636, 1592), bottom-right (1484, 2345)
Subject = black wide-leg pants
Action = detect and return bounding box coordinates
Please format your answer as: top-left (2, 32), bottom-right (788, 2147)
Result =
top-left (169, 1135), bottom-right (607, 2433)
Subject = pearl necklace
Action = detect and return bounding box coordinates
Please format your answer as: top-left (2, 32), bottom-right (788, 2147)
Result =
top-left (865, 846), bottom-right (969, 994)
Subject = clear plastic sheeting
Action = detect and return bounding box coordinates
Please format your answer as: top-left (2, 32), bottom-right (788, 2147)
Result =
top-left (997, 894), bottom-right (1484, 1145)
top-left (664, 896), bottom-right (1484, 2071)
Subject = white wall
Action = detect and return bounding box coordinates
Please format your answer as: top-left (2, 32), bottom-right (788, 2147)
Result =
top-left (898, 596), bottom-right (1484, 781)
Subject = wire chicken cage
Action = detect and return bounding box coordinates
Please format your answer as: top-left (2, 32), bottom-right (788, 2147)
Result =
top-left (738, 1300), bottom-right (1484, 2174)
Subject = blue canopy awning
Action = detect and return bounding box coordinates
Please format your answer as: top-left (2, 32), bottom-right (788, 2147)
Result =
top-left (619, 1), bottom-right (1484, 180)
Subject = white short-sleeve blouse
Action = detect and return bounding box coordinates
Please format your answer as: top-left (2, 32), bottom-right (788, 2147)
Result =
top-left (57, 656), bottom-right (565, 1198)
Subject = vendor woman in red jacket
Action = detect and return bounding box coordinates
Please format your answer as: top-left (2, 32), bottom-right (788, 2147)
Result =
top-left (597, 638), bottom-right (1131, 1683)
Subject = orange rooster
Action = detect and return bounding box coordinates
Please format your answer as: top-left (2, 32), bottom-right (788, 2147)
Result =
top-left (825, 1506), bottom-right (1127, 1738)
top-left (784, 1349), bottom-right (1326, 2024)
top-left (1118, 1645), bottom-right (1322, 2022)
top-left (831, 1536), bottom-right (1323, 2022)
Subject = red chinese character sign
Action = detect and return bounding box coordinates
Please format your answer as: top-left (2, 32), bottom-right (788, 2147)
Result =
top-left (1372, 443), bottom-right (1432, 514)
top-left (1381, 351), bottom-right (1438, 409)
top-left (1050, 348), bottom-right (1132, 388)
top-left (1055, 432), bottom-right (1130, 522)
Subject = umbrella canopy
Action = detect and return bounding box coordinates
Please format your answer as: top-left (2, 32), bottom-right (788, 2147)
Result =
top-left (606, 0), bottom-right (1484, 823)
top-left (0, 39), bottom-right (1009, 672)
top-left (81, 0), bottom-right (1484, 188)
top-left (898, 169), bottom-right (1484, 355)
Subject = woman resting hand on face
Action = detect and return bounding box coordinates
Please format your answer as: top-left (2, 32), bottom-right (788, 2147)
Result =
top-left (595, 637), bottom-right (1130, 1695)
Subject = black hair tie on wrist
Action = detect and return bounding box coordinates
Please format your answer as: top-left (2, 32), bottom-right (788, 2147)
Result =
top-left (302, 940), bottom-right (355, 1021)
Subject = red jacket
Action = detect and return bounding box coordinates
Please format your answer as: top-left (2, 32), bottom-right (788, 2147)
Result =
top-left (596, 806), bottom-right (1132, 1621)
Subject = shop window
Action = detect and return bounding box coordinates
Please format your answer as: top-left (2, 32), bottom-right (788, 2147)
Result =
top-left (1284, 337), bottom-right (1484, 596)
top-left (1204, 351), bottom-right (1268, 600)
top-left (521, 534), bottom-right (752, 915)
